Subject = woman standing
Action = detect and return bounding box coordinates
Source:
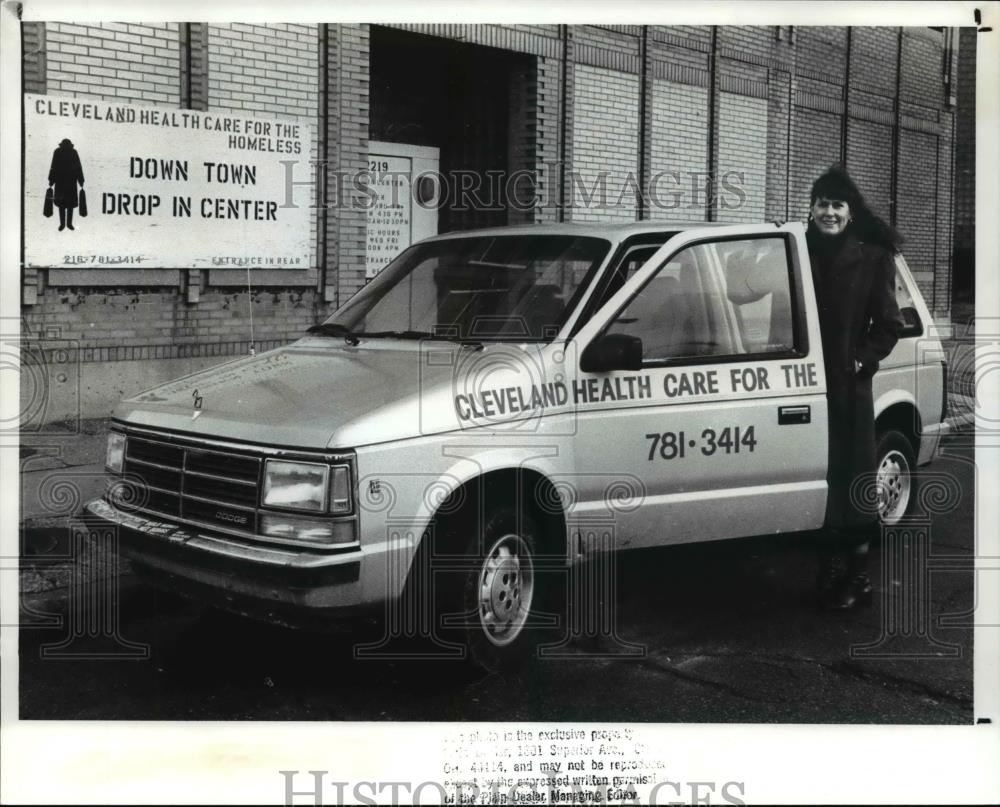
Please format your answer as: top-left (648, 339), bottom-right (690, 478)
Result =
top-left (48, 138), bottom-right (85, 232)
top-left (807, 166), bottom-right (905, 609)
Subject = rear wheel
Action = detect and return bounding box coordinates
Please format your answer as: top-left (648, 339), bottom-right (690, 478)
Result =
top-left (875, 429), bottom-right (916, 525)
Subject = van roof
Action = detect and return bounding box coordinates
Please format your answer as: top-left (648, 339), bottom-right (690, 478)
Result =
top-left (423, 220), bottom-right (789, 243)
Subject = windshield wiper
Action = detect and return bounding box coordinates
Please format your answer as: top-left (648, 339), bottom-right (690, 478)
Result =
top-left (360, 329), bottom-right (437, 340)
top-left (362, 330), bottom-right (485, 349)
top-left (305, 322), bottom-right (360, 345)
top-left (307, 325), bottom-right (484, 349)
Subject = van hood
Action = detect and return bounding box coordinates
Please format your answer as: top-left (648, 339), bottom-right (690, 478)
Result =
top-left (114, 338), bottom-right (474, 449)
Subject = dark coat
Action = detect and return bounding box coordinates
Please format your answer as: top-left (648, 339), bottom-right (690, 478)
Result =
top-left (807, 227), bottom-right (904, 530)
top-left (48, 144), bottom-right (84, 209)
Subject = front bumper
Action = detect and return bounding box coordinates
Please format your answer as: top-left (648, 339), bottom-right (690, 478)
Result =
top-left (85, 498), bottom-right (387, 628)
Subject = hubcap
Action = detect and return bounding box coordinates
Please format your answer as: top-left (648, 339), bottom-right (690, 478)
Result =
top-left (477, 533), bottom-right (534, 647)
top-left (877, 449), bottom-right (912, 524)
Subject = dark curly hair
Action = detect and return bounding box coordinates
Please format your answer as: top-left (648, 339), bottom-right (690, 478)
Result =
top-left (808, 165), bottom-right (902, 252)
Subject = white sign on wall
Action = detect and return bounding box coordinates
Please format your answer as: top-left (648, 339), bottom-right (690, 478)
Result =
top-left (23, 94), bottom-right (313, 268)
top-left (366, 152), bottom-right (413, 278)
top-left (366, 141), bottom-right (439, 279)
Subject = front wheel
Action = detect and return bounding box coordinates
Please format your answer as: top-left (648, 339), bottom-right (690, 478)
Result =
top-left (469, 530), bottom-right (535, 648)
top-left (875, 429), bottom-right (916, 525)
top-left (452, 506), bottom-right (546, 670)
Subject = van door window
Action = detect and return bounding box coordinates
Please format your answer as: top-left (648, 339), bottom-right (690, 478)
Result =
top-left (574, 244), bottom-right (663, 332)
top-left (716, 238), bottom-right (796, 354)
top-left (604, 236), bottom-right (799, 363)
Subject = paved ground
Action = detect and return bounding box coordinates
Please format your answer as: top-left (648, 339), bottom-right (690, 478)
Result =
top-left (18, 439), bottom-right (975, 723)
top-left (19, 417), bottom-right (125, 594)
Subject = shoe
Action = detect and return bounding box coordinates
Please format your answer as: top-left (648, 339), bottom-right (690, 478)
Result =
top-left (828, 572), bottom-right (873, 610)
top-left (67, 224), bottom-right (74, 230)
top-left (815, 559), bottom-right (844, 598)
top-left (58, 224), bottom-right (65, 231)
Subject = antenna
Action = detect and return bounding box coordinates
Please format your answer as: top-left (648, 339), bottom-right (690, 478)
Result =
top-left (246, 264), bottom-right (256, 356)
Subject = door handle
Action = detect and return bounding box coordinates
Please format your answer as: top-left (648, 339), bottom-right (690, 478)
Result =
top-left (778, 405), bottom-right (811, 425)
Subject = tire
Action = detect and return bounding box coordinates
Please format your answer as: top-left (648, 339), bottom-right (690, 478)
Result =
top-left (432, 504), bottom-right (546, 671)
top-left (875, 429), bottom-right (917, 525)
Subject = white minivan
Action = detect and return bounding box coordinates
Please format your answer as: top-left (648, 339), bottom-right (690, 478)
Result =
top-left (88, 221), bottom-right (949, 667)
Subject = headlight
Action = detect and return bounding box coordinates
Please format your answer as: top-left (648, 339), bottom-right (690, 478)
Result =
top-left (262, 460), bottom-right (329, 512)
top-left (106, 431), bottom-right (126, 473)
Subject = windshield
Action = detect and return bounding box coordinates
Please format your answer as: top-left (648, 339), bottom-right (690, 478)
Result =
top-left (319, 235), bottom-right (611, 342)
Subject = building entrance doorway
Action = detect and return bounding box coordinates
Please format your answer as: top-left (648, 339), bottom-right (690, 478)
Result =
top-left (369, 26), bottom-right (534, 233)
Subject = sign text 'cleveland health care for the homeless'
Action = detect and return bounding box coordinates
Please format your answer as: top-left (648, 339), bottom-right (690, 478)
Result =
top-left (24, 95), bottom-right (313, 268)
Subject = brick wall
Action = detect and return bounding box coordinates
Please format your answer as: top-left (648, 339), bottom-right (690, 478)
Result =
top-left (648, 80), bottom-right (708, 222)
top-left (851, 27), bottom-right (898, 95)
top-left (954, 29), bottom-right (976, 248)
top-left (901, 28), bottom-right (945, 107)
top-left (574, 26), bottom-right (641, 55)
top-left (664, 26), bottom-right (712, 47)
top-left (44, 21), bottom-right (180, 105)
top-left (534, 54), bottom-right (563, 224)
top-left (328, 24), bottom-right (370, 306)
top-left (717, 92), bottom-right (768, 223)
top-left (569, 64), bottom-right (639, 222)
top-left (207, 23), bottom-right (317, 117)
top-left (764, 70), bottom-right (791, 222)
top-left (845, 119), bottom-right (893, 218)
top-left (21, 288), bottom-right (317, 353)
top-left (953, 27), bottom-right (975, 304)
top-left (20, 287), bottom-right (322, 421)
top-left (718, 26), bottom-right (794, 67)
top-left (796, 27), bottom-right (848, 76)
top-left (22, 22), bottom-right (46, 93)
top-left (896, 129), bottom-right (938, 300)
top-left (933, 113), bottom-right (955, 315)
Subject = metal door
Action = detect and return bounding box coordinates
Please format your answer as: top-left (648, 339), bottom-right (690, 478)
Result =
top-left (566, 223), bottom-right (829, 550)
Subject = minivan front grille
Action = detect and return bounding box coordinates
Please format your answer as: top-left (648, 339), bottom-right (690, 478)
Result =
top-left (117, 433), bottom-right (262, 536)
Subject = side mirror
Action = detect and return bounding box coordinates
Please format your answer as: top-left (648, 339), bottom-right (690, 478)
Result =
top-left (580, 333), bottom-right (643, 373)
top-left (900, 306), bottom-right (923, 337)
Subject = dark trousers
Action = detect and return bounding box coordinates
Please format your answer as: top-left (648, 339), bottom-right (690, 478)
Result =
top-left (819, 522), bottom-right (880, 579)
